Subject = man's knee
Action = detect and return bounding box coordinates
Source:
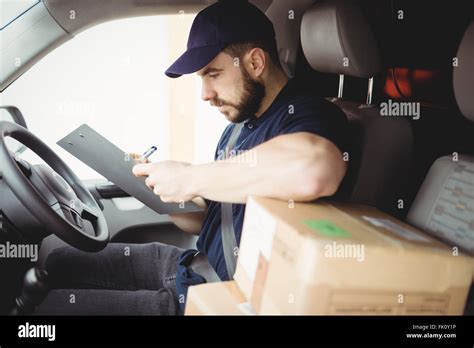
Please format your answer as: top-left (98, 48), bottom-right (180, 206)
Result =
top-left (45, 246), bottom-right (86, 286)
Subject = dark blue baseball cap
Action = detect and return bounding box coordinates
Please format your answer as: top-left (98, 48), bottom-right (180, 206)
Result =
top-left (165, 0), bottom-right (276, 78)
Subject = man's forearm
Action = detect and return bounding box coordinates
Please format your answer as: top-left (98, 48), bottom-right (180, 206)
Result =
top-left (168, 211), bottom-right (206, 235)
top-left (189, 132), bottom-right (347, 204)
top-left (168, 197), bottom-right (207, 235)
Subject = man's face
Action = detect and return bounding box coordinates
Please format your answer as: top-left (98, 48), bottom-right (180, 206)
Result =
top-left (197, 52), bottom-right (265, 123)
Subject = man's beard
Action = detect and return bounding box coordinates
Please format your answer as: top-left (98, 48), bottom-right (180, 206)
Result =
top-left (213, 68), bottom-right (265, 123)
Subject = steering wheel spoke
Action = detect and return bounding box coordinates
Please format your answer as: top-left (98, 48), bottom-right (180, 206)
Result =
top-left (54, 205), bottom-right (85, 230)
top-left (78, 200), bottom-right (98, 221)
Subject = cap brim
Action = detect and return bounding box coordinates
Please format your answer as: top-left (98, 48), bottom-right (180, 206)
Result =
top-left (165, 44), bottom-right (226, 78)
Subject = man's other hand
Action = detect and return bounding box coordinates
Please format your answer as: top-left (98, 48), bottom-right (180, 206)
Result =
top-left (132, 161), bottom-right (195, 203)
top-left (128, 153), bottom-right (151, 164)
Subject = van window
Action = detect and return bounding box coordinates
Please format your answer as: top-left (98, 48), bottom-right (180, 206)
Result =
top-left (0, 14), bottom-right (228, 179)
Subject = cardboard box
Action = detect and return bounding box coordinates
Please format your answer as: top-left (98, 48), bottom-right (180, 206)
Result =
top-left (184, 281), bottom-right (254, 315)
top-left (234, 197), bottom-right (473, 315)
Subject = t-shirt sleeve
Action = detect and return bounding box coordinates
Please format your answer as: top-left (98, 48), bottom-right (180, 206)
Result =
top-left (276, 98), bottom-right (348, 152)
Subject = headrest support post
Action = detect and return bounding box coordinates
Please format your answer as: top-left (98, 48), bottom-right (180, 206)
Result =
top-left (338, 74), bottom-right (345, 99)
top-left (366, 77), bottom-right (374, 105)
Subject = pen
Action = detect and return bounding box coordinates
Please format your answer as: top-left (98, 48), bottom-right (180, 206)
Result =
top-left (142, 146), bottom-right (157, 159)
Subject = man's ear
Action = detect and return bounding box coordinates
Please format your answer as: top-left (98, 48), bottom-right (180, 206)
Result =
top-left (245, 48), bottom-right (266, 78)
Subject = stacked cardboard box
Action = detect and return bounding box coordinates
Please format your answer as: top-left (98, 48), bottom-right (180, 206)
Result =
top-left (233, 197), bottom-right (473, 315)
top-left (185, 281), bottom-right (254, 315)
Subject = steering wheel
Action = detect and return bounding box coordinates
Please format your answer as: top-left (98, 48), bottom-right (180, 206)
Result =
top-left (0, 121), bottom-right (108, 251)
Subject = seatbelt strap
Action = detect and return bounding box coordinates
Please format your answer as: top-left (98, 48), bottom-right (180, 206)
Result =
top-left (221, 123), bottom-right (245, 279)
top-left (189, 252), bottom-right (221, 283)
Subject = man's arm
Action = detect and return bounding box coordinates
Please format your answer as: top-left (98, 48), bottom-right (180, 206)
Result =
top-left (190, 132), bottom-right (347, 204)
top-left (168, 197), bottom-right (207, 235)
top-left (133, 132), bottom-right (347, 205)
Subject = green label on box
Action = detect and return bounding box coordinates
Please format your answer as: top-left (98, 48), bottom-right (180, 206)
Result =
top-left (303, 220), bottom-right (352, 238)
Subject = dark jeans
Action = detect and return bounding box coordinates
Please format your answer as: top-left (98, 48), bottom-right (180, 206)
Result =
top-left (34, 242), bottom-right (184, 315)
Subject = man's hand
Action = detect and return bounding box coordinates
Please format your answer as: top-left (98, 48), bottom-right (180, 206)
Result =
top-left (132, 158), bottom-right (205, 234)
top-left (132, 161), bottom-right (196, 203)
top-left (128, 153), bottom-right (150, 164)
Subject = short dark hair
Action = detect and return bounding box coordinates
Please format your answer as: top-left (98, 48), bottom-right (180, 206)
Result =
top-left (222, 39), bottom-right (282, 69)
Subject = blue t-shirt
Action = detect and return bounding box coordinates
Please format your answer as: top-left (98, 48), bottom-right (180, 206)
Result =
top-left (175, 78), bottom-right (348, 313)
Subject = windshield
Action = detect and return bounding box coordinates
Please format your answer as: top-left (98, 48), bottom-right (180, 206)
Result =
top-left (0, 13), bottom-right (228, 179)
top-left (0, 0), bottom-right (40, 30)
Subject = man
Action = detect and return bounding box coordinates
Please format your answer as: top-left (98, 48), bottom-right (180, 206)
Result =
top-left (36, 0), bottom-right (348, 315)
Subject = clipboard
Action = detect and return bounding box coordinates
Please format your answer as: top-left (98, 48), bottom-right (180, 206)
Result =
top-left (57, 124), bottom-right (203, 215)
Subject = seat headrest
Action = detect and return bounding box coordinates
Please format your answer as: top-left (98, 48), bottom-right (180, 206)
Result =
top-left (453, 21), bottom-right (474, 122)
top-left (301, 0), bottom-right (381, 79)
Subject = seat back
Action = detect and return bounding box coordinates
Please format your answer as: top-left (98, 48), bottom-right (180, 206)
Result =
top-left (407, 21), bottom-right (474, 255)
top-left (301, 0), bottom-right (414, 216)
